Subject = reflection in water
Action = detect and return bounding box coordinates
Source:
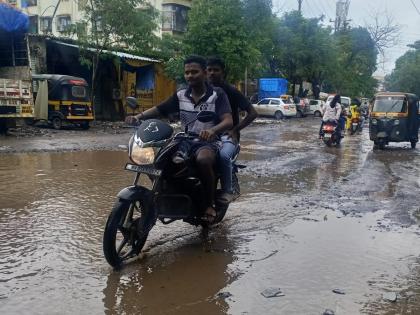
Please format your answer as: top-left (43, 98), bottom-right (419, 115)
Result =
top-left (0, 151), bottom-right (234, 314)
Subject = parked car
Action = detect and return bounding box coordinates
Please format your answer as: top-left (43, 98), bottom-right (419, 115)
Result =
top-left (253, 98), bottom-right (297, 119)
top-left (280, 95), bottom-right (310, 117)
top-left (308, 99), bottom-right (325, 117)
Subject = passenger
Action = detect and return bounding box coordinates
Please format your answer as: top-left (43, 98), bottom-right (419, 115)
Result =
top-left (206, 57), bottom-right (257, 203)
top-left (320, 94), bottom-right (342, 137)
top-left (125, 55), bottom-right (233, 223)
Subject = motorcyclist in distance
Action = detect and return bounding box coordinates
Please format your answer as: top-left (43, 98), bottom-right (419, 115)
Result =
top-left (125, 55), bottom-right (233, 223)
top-left (320, 94), bottom-right (342, 138)
top-left (206, 57), bottom-right (257, 203)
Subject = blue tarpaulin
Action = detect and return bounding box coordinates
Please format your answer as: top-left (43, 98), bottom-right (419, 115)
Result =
top-left (258, 78), bottom-right (288, 100)
top-left (0, 4), bottom-right (29, 32)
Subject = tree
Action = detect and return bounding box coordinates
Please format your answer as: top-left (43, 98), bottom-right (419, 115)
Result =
top-left (385, 40), bottom-right (420, 96)
top-left (365, 9), bottom-right (401, 70)
top-left (183, 0), bottom-right (260, 82)
top-left (70, 0), bottom-right (158, 116)
top-left (326, 27), bottom-right (378, 97)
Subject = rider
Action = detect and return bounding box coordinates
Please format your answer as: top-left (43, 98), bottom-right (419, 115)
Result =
top-left (125, 55), bottom-right (233, 223)
top-left (206, 57), bottom-right (257, 203)
top-left (346, 98), bottom-right (362, 129)
top-left (320, 94), bottom-right (342, 137)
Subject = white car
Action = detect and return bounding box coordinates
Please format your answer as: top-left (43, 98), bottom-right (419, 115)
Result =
top-left (253, 98), bottom-right (297, 120)
top-left (308, 99), bottom-right (325, 117)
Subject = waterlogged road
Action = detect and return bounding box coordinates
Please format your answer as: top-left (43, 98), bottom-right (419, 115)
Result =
top-left (1, 118), bottom-right (419, 314)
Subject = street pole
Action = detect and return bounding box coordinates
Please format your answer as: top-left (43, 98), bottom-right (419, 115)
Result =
top-left (298, 0), bottom-right (303, 13)
top-left (244, 67), bottom-right (248, 97)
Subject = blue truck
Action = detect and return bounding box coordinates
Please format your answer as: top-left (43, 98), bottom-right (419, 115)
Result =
top-left (258, 78), bottom-right (288, 101)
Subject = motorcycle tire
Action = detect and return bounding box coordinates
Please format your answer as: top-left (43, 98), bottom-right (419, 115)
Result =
top-left (103, 199), bottom-right (150, 268)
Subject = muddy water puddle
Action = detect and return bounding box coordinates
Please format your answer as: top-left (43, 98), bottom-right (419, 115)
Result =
top-left (1, 120), bottom-right (420, 314)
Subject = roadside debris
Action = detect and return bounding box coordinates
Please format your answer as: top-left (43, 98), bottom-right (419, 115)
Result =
top-left (261, 287), bottom-right (285, 298)
top-left (332, 288), bottom-right (345, 295)
top-left (383, 292), bottom-right (397, 302)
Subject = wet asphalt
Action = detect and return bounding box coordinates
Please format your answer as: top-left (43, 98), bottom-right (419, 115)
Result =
top-left (0, 117), bottom-right (419, 315)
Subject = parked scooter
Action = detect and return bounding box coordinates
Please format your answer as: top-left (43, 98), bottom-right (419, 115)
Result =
top-left (321, 120), bottom-right (342, 147)
top-left (103, 98), bottom-right (242, 268)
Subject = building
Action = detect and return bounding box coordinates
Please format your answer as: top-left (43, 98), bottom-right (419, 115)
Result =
top-left (157, 0), bottom-right (192, 35)
top-left (3, 0), bottom-right (192, 37)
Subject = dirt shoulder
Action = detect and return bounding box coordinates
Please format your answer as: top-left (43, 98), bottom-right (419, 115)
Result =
top-left (0, 121), bottom-right (132, 154)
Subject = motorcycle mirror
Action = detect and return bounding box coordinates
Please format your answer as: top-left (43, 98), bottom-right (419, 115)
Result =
top-left (126, 97), bottom-right (138, 110)
top-left (196, 110), bottom-right (216, 123)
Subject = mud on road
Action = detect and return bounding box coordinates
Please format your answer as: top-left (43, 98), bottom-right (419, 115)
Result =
top-left (1, 117), bottom-right (420, 315)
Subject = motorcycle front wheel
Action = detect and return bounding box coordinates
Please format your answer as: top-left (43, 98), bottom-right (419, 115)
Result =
top-left (103, 199), bottom-right (150, 268)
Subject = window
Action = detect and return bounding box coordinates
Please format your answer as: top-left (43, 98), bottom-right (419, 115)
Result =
top-left (258, 99), bottom-right (270, 105)
top-left (309, 100), bottom-right (318, 105)
top-left (6, 0), bottom-right (17, 6)
top-left (72, 86), bottom-right (86, 98)
top-left (28, 15), bottom-right (38, 33)
top-left (22, 0), bottom-right (37, 7)
top-left (40, 17), bottom-right (52, 33)
top-left (270, 100), bottom-right (281, 105)
top-left (0, 33), bottom-right (28, 67)
top-left (162, 4), bottom-right (189, 32)
top-left (57, 15), bottom-right (71, 32)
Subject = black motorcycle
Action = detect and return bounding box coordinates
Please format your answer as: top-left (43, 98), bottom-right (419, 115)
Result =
top-left (103, 106), bottom-right (242, 268)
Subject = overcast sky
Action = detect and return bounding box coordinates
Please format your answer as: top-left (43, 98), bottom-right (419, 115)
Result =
top-left (272, 0), bottom-right (420, 76)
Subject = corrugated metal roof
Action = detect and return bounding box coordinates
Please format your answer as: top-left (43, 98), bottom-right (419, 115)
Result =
top-left (51, 40), bottom-right (160, 63)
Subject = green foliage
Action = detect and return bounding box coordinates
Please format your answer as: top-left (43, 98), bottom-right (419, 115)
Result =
top-left (385, 41), bottom-right (420, 96)
top-left (183, 0), bottom-right (260, 82)
top-left (326, 27), bottom-right (378, 97)
top-left (72, 0), bottom-right (158, 54)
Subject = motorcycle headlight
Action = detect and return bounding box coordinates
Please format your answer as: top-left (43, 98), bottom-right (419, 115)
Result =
top-left (129, 140), bottom-right (155, 165)
top-left (371, 119), bottom-right (377, 125)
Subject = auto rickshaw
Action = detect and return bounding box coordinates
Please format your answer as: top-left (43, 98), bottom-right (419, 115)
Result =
top-left (32, 74), bottom-right (93, 129)
top-left (369, 92), bottom-right (419, 149)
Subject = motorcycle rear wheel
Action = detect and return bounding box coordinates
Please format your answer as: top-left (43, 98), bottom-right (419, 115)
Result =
top-left (103, 199), bottom-right (150, 268)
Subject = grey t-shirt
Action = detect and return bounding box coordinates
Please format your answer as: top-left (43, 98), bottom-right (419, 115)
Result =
top-left (157, 84), bottom-right (232, 134)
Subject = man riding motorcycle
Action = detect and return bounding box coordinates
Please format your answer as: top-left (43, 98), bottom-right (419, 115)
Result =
top-left (206, 57), bottom-right (257, 203)
top-left (125, 55), bottom-right (233, 223)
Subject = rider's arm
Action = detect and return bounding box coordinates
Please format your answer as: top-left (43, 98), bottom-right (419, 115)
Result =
top-left (133, 93), bottom-right (179, 121)
top-left (134, 107), bottom-right (161, 121)
top-left (335, 104), bottom-right (342, 120)
top-left (210, 89), bottom-right (233, 135)
top-left (210, 113), bottom-right (233, 135)
top-left (231, 88), bottom-right (257, 132)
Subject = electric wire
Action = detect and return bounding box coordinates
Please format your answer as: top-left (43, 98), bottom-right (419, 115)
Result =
top-left (409, 0), bottom-right (420, 15)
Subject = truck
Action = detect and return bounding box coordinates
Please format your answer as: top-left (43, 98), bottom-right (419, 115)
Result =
top-left (0, 4), bottom-right (34, 134)
top-left (258, 78), bottom-right (288, 101)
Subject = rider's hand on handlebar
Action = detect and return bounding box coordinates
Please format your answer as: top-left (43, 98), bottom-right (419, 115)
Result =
top-left (199, 129), bottom-right (216, 142)
top-left (125, 115), bottom-right (140, 126)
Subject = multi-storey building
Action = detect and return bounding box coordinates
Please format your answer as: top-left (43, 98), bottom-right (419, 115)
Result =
top-left (3, 0), bottom-right (191, 37)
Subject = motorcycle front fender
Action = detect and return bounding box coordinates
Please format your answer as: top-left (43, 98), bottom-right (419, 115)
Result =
top-left (117, 185), bottom-right (152, 202)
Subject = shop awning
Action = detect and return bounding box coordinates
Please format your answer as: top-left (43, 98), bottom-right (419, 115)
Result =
top-left (51, 40), bottom-right (159, 63)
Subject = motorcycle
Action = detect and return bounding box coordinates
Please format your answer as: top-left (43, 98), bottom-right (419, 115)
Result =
top-left (350, 116), bottom-right (363, 135)
top-left (103, 99), bottom-right (242, 268)
top-left (321, 120), bottom-right (342, 147)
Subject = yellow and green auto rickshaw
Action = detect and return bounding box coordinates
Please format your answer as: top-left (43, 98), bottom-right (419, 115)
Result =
top-left (32, 74), bottom-right (94, 129)
top-left (369, 92), bottom-right (419, 149)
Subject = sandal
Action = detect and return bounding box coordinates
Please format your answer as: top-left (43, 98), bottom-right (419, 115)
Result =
top-left (201, 208), bottom-right (217, 224)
